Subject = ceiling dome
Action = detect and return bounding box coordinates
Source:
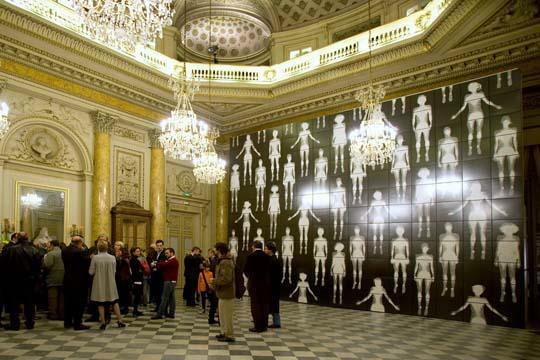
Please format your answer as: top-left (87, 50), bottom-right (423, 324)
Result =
top-left (180, 15), bottom-right (270, 59)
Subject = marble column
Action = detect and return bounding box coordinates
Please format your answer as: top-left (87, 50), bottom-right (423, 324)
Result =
top-left (155, 26), bottom-right (179, 59)
top-left (148, 129), bottom-right (166, 241)
top-left (91, 111), bottom-right (115, 240)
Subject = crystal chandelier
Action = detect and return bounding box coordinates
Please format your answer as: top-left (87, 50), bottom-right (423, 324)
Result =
top-left (159, 70), bottom-right (209, 160)
top-left (349, 0), bottom-right (397, 169)
top-left (0, 102), bottom-right (9, 139)
top-left (193, 130), bottom-right (227, 184)
top-left (21, 193), bottom-right (43, 209)
top-left (72, 0), bottom-right (174, 52)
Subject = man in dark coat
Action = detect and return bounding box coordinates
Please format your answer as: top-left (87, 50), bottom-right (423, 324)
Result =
top-left (62, 235), bottom-right (90, 330)
top-left (244, 240), bottom-right (271, 332)
top-left (265, 241), bottom-right (282, 328)
top-left (183, 247), bottom-right (202, 307)
top-left (149, 240), bottom-right (167, 310)
top-left (3, 232), bottom-right (41, 330)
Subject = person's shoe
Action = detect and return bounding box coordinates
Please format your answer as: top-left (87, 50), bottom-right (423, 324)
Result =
top-left (208, 320), bottom-right (219, 325)
top-left (199, 309), bottom-right (206, 314)
top-left (3, 324), bottom-right (19, 331)
top-left (218, 336), bottom-right (235, 342)
top-left (165, 315), bottom-right (175, 319)
top-left (25, 323), bottom-right (35, 330)
top-left (249, 327), bottom-right (267, 333)
top-left (64, 323), bottom-right (72, 329)
top-left (268, 324), bottom-right (281, 329)
top-left (117, 322), bottom-right (126, 328)
top-left (215, 334), bottom-right (225, 339)
top-left (151, 315), bottom-right (163, 320)
top-left (99, 324), bottom-right (106, 330)
top-left (73, 324), bottom-right (90, 331)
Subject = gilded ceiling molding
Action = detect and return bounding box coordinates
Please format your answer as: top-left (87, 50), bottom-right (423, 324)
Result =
top-left (425, 0), bottom-right (481, 47)
top-left (0, 59), bottom-right (165, 122)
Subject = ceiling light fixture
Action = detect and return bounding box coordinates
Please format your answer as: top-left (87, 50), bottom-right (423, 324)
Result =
top-left (193, 0), bottom-right (227, 185)
top-left (72, 0), bottom-right (174, 52)
top-left (159, 0), bottom-right (209, 161)
top-left (349, 0), bottom-right (397, 169)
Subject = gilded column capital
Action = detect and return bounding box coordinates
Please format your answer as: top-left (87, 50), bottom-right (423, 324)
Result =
top-left (148, 128), bottom-right (163, 149)
top-left (92, 111), bottom-right (117, 134)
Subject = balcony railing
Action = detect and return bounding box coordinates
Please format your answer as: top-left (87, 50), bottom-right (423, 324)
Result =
top-left (3, 0), bottom-right (453, 85)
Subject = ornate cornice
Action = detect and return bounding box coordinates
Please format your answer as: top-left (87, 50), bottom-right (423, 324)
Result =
top-left (92, 111), bottom-right (116, 134)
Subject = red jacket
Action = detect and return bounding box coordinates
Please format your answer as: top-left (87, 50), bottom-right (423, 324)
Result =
top-left (156, 256), bottom-right (179, 282)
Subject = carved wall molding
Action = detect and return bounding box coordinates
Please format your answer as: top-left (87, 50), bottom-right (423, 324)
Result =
top-left (114, 146), bottom-right (144, 206)
top-left (113, 125), bottom-right (146, 143)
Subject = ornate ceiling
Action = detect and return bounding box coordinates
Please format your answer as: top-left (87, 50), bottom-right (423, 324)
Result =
top-left (180, 15), bottom-right (270, 59)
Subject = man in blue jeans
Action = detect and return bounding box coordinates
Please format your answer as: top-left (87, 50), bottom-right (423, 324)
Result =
top-left (152, 248), bottom-right (179, 320)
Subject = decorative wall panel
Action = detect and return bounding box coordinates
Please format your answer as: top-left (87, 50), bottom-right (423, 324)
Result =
top-left (229, 70), bottom-right (524, 327)
top-left (114, 147), bottom-right (144, 206)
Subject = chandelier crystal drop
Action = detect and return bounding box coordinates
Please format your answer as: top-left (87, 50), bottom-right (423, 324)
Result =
top-left (159, 71), bottom-right (209, 161)
top-left (0, 102), bottom-right (10, 139)
top-left (349, 84), bottom-right (397, 168)
top-left (72, 0), bottom-right (174, 52)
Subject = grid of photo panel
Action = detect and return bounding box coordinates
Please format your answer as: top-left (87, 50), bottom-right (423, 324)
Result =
top-left (228, 70), bottom-right (524, 327)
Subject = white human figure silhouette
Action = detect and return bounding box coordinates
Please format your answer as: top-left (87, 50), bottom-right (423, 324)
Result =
top-left (290, 273), bottom-right (318, 303)
top-left (268, 185), bottom-right (280, 239)
top-left (282, 154), bottom-right (296, 210)
top-left (291, 122), bottom-right (320, 177)
top-left (314, 148), bottom-right (328, 187)
top-left (350, 226), bottom-right (366, 290)
top-left (284, 123), bottom-right (294, 136)
top-left (439, 222), bottom-right (460, 298)
top-left (236, 134), bottom-right (261, 185)
top-left (415, 167), bottom-right (435, 239)
top-left (390, 226), bottom-right (409, 294)
top-left (412, 95), bottom-right (432, 163)
top-left (331, 177), bottom-right (347, 240)
top-left (356, 277), bottom-right (400, 313)
top-left (497, 70), bottom-right (513, 89)
top-left (331, 242), bottom-right (346, 304)
top-left (363, 191), bottom-right (390, 254)
top-left (353, 107), bottom-right (362, 121)
top-left (257, 129), bottom-right (266, 144)
top-left (255, 159), bottom-right (266, 211)
top-left (391, 96), bottom-right (406, 116)
top-left (437, 127), bottom-right (459, 178)
top-left (452, 82), bottom-right (502, 156)
top-left (268, 130), bottom-right (281, 181)
top-left (495, 223), bottom-right (520, 303)
top-left (451, 285), bottom-right (508, 325)
top-left (234, 201), bottom-right (259, 249)
top-left (288, 203), bottom-right (321, 254)
top-left (493, 115), bottom-right (519, 194)
top-left (230, 164), bottom-right (240, 212)
top-left (332, 114), bottom-right (347, 173)
top-left (440, 85), bottom-right (453, 104)
top-left (313, 227), bottom-right (328, 286)
top-left (281, 226), bottom-right (294, 284)
top-left (414, 243), bottom-right (434, 316)
top-left (229, 230), bottom-right (239, 261)
top-left (350, 151), bottom-right (367, 204)
top-left (254, 227), bottom-right (265, 248)
top-left (391, 134), bottom-right (410, 200)
top-left (449, 181), bottom-right (507, 260)
top-left (317, 115), bottom-right (326, 129)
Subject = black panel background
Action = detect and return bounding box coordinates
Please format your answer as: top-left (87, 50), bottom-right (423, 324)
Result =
top-left (228, 71), bottom-right (525, 327)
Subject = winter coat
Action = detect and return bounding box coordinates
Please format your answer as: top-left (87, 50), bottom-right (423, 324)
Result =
top-left (89, 252), bottom-right (119, 302)
top-left (213, 256), bottom-right (235, 299)
top-left (43, 247), bottom-right (65, 287)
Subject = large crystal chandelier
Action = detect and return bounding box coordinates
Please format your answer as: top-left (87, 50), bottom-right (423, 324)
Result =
top-left (349, 0), bottom-right (396, 169)
top-left (72, 0), bottom-right (174, 52)
top-left (0, 102), bottom-right (9, 139)
top-left (193, 130), bottom-right (227, 184)
top-left (159, 69), bottom-right (209, 160)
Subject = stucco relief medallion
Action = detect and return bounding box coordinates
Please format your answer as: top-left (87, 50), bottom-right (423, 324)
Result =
top-left (177, 171), bottom-right (196, 193)
top-left (27, 128), bottom-right (63, 162)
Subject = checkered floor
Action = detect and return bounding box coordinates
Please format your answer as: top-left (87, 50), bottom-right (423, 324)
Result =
top-left (0, 297), bottom-right (538, 360)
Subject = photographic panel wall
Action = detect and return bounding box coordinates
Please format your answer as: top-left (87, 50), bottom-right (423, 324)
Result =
top-left (228, 70), bottom-right (524, 327)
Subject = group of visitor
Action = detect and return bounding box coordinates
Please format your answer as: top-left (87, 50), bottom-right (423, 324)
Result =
top-left (0, 232), bottom-right (284, 344)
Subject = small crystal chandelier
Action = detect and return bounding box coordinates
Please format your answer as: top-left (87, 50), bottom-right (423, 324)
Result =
top-left (159, 69), bottom-right (209, 160)
top-left (193, 130), bottom-right (227, 184)
top-left (0, 102), bottom-right (9, 139)
top-left (21, 193), bottom-right (43, 209)
top-left (72, 0), bottom-right (174, 52)
top-left (349, 0), bottom-right (397, 169)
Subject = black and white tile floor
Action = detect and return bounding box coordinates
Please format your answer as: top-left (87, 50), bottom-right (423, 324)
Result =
top-left (0, 299), bottom-right (538, 360)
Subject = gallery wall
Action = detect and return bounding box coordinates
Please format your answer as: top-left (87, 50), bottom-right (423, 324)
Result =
top-left (228, 71), bottom-right (524, 327)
